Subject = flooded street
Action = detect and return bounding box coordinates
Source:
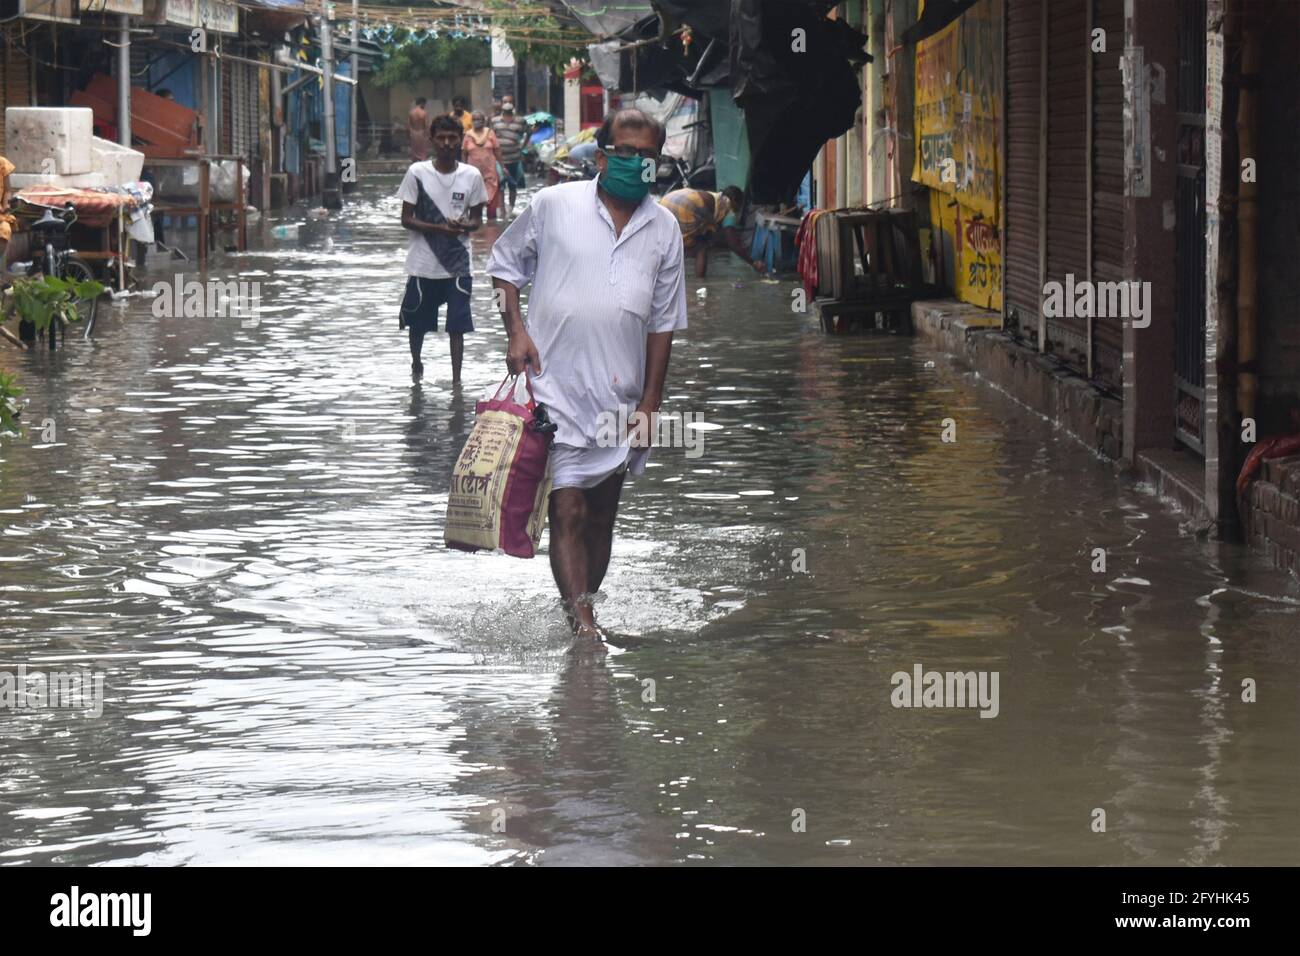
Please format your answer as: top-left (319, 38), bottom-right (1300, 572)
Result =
top-left (2, 176), bottom-right (1298, 866)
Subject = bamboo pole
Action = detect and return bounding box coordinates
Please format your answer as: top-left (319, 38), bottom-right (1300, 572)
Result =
top-left (1236, 10), bottom-right (1259, 422)
top-left (351, 0), bottom-right (359, 171)
top-left (1, 326), bottom-right (27, 350)
top-left (1216, 0), bottom-right (1241, 533)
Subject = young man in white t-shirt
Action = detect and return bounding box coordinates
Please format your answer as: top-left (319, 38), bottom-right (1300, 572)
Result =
top-left (397, 113), bottom-right (487, 383)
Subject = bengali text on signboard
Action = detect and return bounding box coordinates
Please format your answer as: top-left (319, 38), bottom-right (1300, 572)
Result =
top-left (912, 0), bottom-right (1002, 220)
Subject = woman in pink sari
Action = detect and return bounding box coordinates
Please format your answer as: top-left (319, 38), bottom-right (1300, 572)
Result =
top-left (462, 112), bottom-right (502, 221)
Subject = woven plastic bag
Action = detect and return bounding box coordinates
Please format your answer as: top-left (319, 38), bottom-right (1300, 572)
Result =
top-left (444, 374), bottom-right (553, 558)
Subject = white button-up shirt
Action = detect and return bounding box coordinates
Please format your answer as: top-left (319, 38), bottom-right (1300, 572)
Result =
top-left (485, 179), bottom-right (687, 450)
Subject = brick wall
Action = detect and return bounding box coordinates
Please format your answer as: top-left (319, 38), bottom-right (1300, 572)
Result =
top-left (1244, 455), bottom-right (1300, 577)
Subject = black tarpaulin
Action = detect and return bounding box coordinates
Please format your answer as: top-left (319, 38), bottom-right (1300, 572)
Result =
top-left (557, 0), bottom-right (654, 38)
top-left (651, 0), bottom-right (731, 41)
top-left (899, 0), bottom-right (981, 45)
top-left (587, 0), bottom-right (870, 198)
top-left (731, 0), bottom-right (870, 202)
top-left (621, 11), bottom-right (732, 95)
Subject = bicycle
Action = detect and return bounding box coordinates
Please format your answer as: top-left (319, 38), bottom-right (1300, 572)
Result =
top-left (21, 203), bottom-right (101, 346)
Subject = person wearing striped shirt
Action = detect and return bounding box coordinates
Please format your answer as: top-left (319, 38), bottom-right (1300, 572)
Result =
top-left (487, 109), bottom-right (687, 654)
top-left (491, 102), bottom-right (528, 217)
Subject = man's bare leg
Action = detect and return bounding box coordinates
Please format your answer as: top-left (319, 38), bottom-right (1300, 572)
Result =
top-left (583, 469), bottom-right (626, 596)
top-left (450, 332), bottom-right (464, 384)
top-left (694, 244), bottom-right (708, 278)
top-left (409, 328), bottom-right (426, 380)
top-left (548, 487), bottom-right (602, 651)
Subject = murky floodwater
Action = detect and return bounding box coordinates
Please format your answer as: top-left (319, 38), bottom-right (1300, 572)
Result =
top-left (1, 175), bottom-right (1297, 866)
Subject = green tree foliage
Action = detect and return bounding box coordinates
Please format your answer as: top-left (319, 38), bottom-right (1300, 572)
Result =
top-left (371, 30), bottom-right (491, 89)
top-left (481, 2), bottom-right (589, 71)
top-left (0, 369), bottom-right (21, 436)
top-left (361, 2), bottom-right (589, 80)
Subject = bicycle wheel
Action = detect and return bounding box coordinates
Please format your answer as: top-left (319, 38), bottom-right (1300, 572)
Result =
top-left (61, 256), bottom-right (100, 332)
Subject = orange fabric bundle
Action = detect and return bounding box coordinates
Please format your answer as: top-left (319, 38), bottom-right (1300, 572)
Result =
top-left (0, 156), bottom-right (16, 244)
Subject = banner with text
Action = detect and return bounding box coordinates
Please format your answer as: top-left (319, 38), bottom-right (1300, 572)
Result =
top-left (913, 0), bottom-right (1002, 310)
top-left (912, 0), bottom-right (1002, 221)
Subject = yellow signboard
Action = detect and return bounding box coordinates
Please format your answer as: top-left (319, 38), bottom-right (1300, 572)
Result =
top-left (954, 202), bottom-right (1002, 312)
top-left (912, 0), bottom-right (1001, 221)
top-left (930, 190), bottom-right (1002, 313)
top-left (914, 0), bottom-right (1002, 310)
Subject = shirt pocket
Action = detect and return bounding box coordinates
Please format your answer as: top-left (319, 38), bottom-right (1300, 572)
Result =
top-left (616, 262), bottom-right (655, 319)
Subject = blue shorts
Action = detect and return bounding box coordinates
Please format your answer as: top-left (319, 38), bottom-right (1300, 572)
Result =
top-left (399, 275), bottom-right (473, 334)
top-left (502, 161), bottom-right (526, 189)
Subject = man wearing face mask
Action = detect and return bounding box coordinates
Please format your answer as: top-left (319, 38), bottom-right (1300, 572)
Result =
top-left (486, 109), bottom-right (687, 654)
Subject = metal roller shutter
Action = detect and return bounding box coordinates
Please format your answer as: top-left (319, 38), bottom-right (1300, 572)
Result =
top-left (246, 61), bottom-right (260, 160)
top-left (1005, 0), bottom-right (1116, 386)
top-left (231, 59), bottom-right (246, 157)
top-left (228, 57), bottom-right (259, 161)
top-left (1003, 0), bottom-right (1043, 344)
top-left (1044, 0), bottom-right (1090, 373)
top-left (221, 58), bottom-right (233, 154)
top-left (1091, 0), bottom-right (1125, 391)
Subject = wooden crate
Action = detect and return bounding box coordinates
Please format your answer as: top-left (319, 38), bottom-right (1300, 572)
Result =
top-left (814, 297), bottom-right (915, 335)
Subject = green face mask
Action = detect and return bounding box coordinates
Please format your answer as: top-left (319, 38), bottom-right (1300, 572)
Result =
top-left (600, 154), bottom-right (653, 202)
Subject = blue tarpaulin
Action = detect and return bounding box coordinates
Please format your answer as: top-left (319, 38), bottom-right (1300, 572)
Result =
top-left (709, 91), bottom-right (750, 194)
top-left (333, 60), bottom-right (352, 159)
top-left (285, 68), bottom-right (308, 175)
top-left (284, 60), bottom-right (352, 175)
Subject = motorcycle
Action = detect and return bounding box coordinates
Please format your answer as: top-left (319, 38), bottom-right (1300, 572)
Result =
top-left (548, 142), bottom-right (599, 185)
top-left (654, 155), bottom-right (716, 195)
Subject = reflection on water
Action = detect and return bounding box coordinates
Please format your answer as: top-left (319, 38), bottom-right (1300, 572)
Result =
top-left (1, 177), bottom-right (1297, 865)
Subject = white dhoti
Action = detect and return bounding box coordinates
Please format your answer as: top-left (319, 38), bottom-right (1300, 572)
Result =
top-left (550, 442), bottom-right (651, 491)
